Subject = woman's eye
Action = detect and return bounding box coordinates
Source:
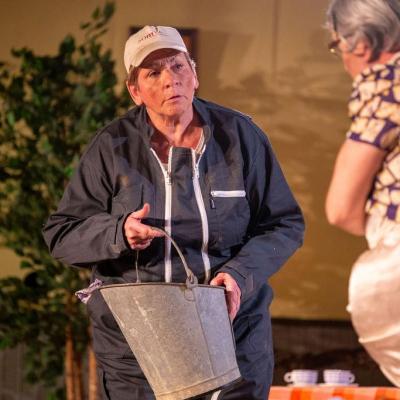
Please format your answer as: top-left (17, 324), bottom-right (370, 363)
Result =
top-left (148, 70), bottom-right (160, 78)
top-left (175, 63), bottom-right (184, 70)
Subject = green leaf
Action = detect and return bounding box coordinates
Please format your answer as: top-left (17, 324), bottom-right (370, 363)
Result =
top-left (20, 260), bottom-right (32, 269)
top-left (0, 1), bottom-right (121, 395)
top-left (91, 6), bottom-right (100, 19)
top-left (59, 35), bottom-right (76, 55)
top-left (80, 22), bottom-right (90, 30)
top-left (103, 2), bottom-right (115, 19)
top-left (63, 165), bottom-right (74, 178)
top-left (6, 111), bottom-right (15, 126)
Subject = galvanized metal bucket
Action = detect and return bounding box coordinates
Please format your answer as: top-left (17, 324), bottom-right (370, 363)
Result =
top-left (99, 229), bottom-right (241, 400)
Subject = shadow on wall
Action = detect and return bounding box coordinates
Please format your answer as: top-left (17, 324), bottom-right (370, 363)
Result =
top-left (200, 29), bottom-right (366, 319)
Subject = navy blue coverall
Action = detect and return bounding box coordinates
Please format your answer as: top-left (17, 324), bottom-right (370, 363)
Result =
top-left (43, 97), bottom-right (305, 399)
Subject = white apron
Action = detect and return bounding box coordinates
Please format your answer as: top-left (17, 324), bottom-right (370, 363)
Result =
top-left (348, 214), bottom-right (400, 386)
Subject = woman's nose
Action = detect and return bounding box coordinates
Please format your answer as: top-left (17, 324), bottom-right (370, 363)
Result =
top-left (162, 69), bottom-right (179, 87)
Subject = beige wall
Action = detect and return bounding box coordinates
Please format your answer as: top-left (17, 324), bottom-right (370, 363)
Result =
top-left (0, 0), bottom-right (366, 319)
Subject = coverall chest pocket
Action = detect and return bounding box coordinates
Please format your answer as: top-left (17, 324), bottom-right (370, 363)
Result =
top-left (111, 183), bottom-right (143, 215)
top-left (209, 188), bottom-right (250, 249)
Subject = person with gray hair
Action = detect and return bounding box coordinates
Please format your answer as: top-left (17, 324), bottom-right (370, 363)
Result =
top-left (325, 0), bottom-right (400, 387)
top-left (326, 0), bottom-right (400, 62)
top-left (43, 25), bottom-right (304, 399)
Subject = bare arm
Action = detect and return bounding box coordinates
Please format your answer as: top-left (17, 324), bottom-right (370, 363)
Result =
top-left (325, 139), bottom-right (386, 236)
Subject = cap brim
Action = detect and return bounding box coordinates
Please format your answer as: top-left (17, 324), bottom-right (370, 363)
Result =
top-left (127, 42), bottom-right (188, 72)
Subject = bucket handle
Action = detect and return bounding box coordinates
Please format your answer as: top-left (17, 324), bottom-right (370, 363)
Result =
top-left (134, 227), bottom-right (198, 289)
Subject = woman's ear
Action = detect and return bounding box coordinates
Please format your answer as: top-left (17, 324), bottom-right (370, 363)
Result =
top-left (353, 40), bottom-right (372, 61)
top-left (126, 81), bottom-right (143, 105)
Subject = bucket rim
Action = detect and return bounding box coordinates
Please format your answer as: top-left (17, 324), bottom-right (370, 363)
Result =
top-left (99, 282), bottom-right (226, 290)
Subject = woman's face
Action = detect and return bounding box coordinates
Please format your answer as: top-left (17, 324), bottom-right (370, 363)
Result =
top-left (331, 32), bottom-right (371, 78)
top-left (127, 49), bottom-right (198, 123)
top-left (340, 44), bottom-right (368, 78)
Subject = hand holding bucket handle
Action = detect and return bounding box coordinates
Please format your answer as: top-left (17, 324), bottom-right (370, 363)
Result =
top-left (134, 226), bottom-right (198, 288)
top-left (133, 226), bottom-right (241, 321)
top-left (124, 204), bottom-right (164, 250)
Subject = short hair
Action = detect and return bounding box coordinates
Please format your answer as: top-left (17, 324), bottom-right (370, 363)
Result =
top-left (127, 51), bottom-right (196, 88)
top-left (326, 0), bottom-right (400, 61)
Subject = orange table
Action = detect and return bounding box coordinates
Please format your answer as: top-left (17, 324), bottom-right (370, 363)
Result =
top-left (269, 386), bottom-right (400, 400)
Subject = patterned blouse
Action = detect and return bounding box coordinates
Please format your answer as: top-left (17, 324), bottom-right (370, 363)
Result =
top-left (347, 52), bottom-right (400, 222)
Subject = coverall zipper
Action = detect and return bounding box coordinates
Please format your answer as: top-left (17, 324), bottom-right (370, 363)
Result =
top-left (150, 147), bottom-right (173, 282)
top-left (191, 148), bottom-right (211, 283)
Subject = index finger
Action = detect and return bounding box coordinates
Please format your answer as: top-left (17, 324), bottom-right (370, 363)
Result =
top-left (149, 227), bottom-right (165, 238)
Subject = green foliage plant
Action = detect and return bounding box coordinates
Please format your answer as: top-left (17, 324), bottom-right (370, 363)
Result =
top-left (0, 2), bottom-right (129, 398)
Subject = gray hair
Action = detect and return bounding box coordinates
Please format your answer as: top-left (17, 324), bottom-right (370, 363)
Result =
top-left (326, 0), bottom-right (400, 61)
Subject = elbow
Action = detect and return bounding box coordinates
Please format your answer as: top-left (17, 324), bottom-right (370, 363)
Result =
top-left (325, 205), bottom-right (365, 236)
top-left (325, 203), bottom-right (353, 229)
top-left (282, 210), bottom-right (305, 248)
top-left (326, 208), bottom-right (346, 227)
top-left (325, 196), bottom-right (350, 228)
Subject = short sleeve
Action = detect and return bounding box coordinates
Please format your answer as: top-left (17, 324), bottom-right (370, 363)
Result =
top-left (346, 74), bottom-right (400, 151)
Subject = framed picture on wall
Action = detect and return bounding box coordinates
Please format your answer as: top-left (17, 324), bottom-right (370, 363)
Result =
top-left (128, 26), bottom-right (198, 64)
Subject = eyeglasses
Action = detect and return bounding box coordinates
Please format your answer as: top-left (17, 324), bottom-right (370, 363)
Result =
top-left (328, 38), bottom-right (342, 56)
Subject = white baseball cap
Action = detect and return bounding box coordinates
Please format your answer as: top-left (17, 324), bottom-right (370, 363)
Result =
top-left (124, 25), bottom-right (188, 73)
